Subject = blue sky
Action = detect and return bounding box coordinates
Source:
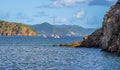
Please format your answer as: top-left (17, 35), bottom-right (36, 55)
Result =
top-left (0, 0), bottom-right (117, 28)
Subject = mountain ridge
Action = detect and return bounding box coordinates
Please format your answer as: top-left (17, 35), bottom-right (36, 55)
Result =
top-left (30, 22), bottom-right (96, 36)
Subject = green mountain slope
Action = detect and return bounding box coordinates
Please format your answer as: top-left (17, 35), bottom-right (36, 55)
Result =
top-left (30, 22), bottom-right (96, 36)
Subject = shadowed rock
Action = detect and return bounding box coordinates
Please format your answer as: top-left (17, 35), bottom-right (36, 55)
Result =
top-left (77, 0), bottom-right (120, 54)
top-left (59, 0), bottom-right (120, 54)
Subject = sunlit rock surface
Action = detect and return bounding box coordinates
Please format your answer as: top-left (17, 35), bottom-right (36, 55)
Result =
top-left (0, 21), bottom-right (37, 36)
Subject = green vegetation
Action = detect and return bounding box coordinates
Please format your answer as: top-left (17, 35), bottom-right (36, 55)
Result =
top-left (30, 22), bottom-right (96, 36)
top-left (0, 20), bottom-right (38, 36)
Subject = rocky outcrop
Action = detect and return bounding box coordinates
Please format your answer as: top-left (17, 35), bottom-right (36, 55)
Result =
top-left (78, 28), bottom-right (103, 48)
top-left (77, 0), bottom-right (120, 53)
top-left (0, 21), bottom-right (38, 36)
top-left (59, 28), bottom-right (103, 48)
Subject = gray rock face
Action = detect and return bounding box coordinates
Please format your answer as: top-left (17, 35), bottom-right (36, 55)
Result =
top-left (78, 0), bottom-right (120, 53)
top-left (79, 28), bottom-right (103, 48)
top-left (101, 1), bottom-right (120, 52)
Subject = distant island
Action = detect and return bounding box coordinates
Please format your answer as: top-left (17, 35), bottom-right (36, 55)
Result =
top-left (0, 20), bottom-right (95, 37)
top-left (30, 22), bottom-right (96, 37)
top-left (0, 20), bottom-right (38, 36)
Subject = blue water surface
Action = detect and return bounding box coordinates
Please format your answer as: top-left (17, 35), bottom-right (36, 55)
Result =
top-left (0, 36), bottom-right (120, 70)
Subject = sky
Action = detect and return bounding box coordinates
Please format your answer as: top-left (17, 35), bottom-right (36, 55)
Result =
top-left (0, 0), bottom-right (117, 28)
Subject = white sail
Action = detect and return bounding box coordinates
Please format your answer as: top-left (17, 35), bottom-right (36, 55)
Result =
top-left (43, 34), bottom-right (47, 38)
top-left (51, 33), bottom-right (60, 38)
top-left (51, 16), bottom-right (60, 38)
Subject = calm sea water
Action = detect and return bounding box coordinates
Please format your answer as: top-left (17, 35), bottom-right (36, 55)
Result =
top-left (0, 36), bottom-right (120, 70)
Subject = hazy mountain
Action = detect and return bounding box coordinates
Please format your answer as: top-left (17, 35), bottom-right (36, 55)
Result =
top-left (29, 22), bottom-right (96, 37)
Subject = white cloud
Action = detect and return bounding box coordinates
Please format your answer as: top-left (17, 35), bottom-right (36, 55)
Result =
top-left (33, 12), bottom-right (48, 17)
top-left (105, 0), bottom-right (117, 2)
top-left (74, 10), bottom-right (85, 19)
top-left (61, 18), bottom-right (68, 22)
top-left (52, 0), bottom-right (93, 7)
top-left (57, 17), bottom-right (68, 23)
top-left (37, 0), bottom-right (116, 8)
top-left (0, 12), bottom-right (10, 19)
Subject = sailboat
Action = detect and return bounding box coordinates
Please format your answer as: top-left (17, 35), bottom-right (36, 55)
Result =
top-left (51, 33), bottom-right (60, 38)
top-left (42, 34), bottom-right (47, 38)
top-left (51, 16), bottom-right (60, 38)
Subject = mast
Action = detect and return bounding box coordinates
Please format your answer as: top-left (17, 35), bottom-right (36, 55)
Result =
top-left (51, 16), bottom-right (60, 38)
top-left (52, 16), bottom-right (56, 33)
top-left (53, 16), bottom-right (56, 25)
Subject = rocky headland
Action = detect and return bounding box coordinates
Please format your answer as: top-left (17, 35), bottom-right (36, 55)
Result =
top-left (0, 20), bottom-right (38, 36)
top-left (60, 0), bottom-right (120, 54)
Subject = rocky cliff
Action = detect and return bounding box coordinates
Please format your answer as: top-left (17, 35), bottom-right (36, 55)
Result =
top-left (77, 0), bottom-right (120, 54)
top-left (0, 21), bottom-right (38, 36)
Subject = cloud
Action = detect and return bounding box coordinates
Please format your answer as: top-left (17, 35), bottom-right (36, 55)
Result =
top-left (51, 0), bottom-right (92, 7)
top-left (0, 11), bottom-right (10, 20)
top-left (13, 12), bottom-right (35, 23)
top-left (0, 11), bottom-right (29, 20)
top-left (74, 10), bottom-right (85, 19)
top-left (0, 11), bottom-right (35, 24)
top-left (106, 0), bottom-right (117, 2)
top-left (36, 5), bottom-right (53, 8)
top-left (36, 0), bottom-right (92, 8)
top-left (15, 12), bottom-right (29, 20)
top-left (33, 12), bottom-right (48, 17)
top-left (37, 0), bottom-right (117, 8)
top-left (85, 16), bottom-right (102, 28)
top-left (56, 17), bottom-right (68, 24)
top-left (26, 19), bottom-right (35, 23)
top-left (89, 0), bottom-right (117, 6)
top-left (61, 18), bottom-right (68, 22)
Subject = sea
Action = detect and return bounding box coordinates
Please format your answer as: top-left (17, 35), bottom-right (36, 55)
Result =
top-left (0, 36), bottom-right (120, 70)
